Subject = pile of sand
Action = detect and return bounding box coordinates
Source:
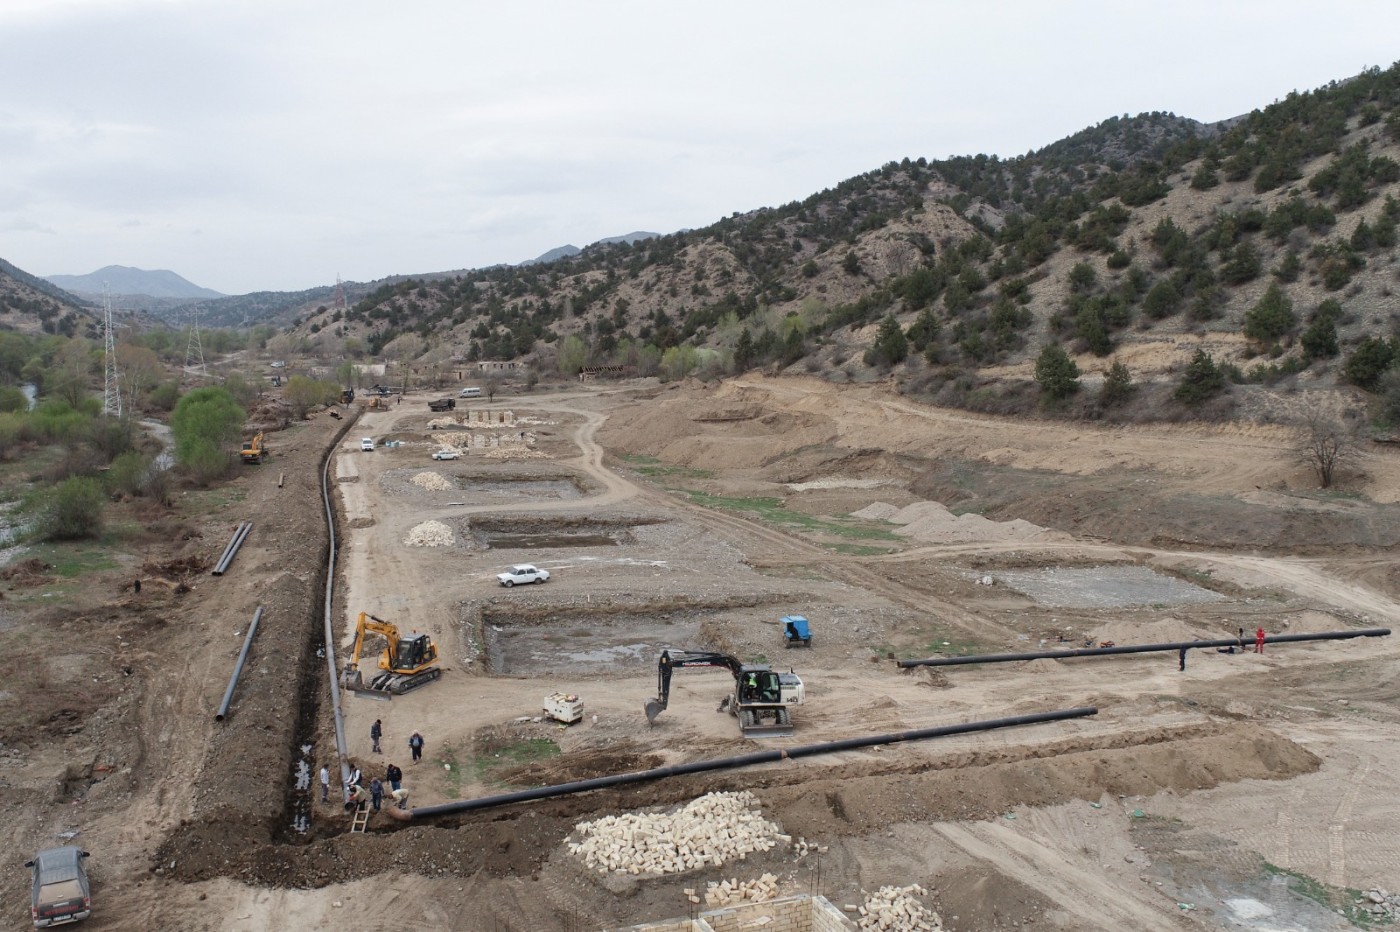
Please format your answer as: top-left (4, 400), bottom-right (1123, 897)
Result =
top-left (853, 500), bottom-right (1054, 544)
top-left (403, 520), bottom-right (455, 547)
top-left (411, 471), bottom-right (455, 491)
top-left (851, 502), bottom-right (901, 521)
top-left (1084, 618), bottom-right (1226, 646)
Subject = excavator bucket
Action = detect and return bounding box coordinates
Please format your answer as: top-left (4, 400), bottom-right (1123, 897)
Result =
top-left (644, 699), bottom-right (664, 726)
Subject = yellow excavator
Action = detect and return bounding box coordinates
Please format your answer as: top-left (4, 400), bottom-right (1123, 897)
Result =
top-left (239, 431), bottom-right (267, 464)
top-left (340, 612), bottom-right (442, 696)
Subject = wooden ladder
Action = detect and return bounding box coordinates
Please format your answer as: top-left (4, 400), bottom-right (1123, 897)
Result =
top-left (349, 805), bottom-right (371, 833)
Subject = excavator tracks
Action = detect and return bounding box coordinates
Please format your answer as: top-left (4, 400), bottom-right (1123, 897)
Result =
top-left (371, 667), bottom-right (443, 695)
top-left (738, 707), bottom-right (794, 739)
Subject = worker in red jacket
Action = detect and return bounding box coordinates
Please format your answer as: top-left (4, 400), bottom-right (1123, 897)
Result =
top-left (1255, 626), bottom-right (1266, 654)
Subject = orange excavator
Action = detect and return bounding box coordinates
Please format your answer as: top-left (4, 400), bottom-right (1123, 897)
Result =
top-left (340, 612), bottom-right (442, 696)
top-left (239, 432), bottom-right (267, 464)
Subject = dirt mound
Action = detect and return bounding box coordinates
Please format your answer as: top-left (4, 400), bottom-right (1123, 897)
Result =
top-left (1086, 618), bottom-right (1228, 646)
top-left (0, 557), bottom-right (55, 586)
top-left (852, 502), bottom-right (901, 520)
top-left (142, 554), bottom-right (211, 578)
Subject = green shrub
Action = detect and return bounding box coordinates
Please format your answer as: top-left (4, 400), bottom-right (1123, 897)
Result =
top-left (0, 386), bottom-right (27, 413)
top-left (106, 451), bottom-right (151, 497)
top-left (39, 476), bottom-right (105, 540)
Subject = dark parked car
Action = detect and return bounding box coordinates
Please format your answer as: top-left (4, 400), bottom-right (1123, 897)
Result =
top-left (25, 846), bottom-right (91, 927)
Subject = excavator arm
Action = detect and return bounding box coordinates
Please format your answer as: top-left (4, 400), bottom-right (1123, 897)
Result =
top-left (645, 649), bottom-right (800, 738)
top-left (651, 649), bottom-right (741, 716)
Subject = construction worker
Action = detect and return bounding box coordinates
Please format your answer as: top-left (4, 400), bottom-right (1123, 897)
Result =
top-left (1255, 626), bottom-right (1266, 654)
top-left (391, 787), bottom-right (410, 809)
top-left (345, 783), bottom-right (370, 812)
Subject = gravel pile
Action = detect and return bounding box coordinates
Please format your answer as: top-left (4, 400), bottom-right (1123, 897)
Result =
top-left (855, 884), bottom-right (942, 931)
top-left (403, 520), bottom-right (455, 547)
top-left (410, 471), bottom-right (455, 491)
top-left (567, 791), bottom-right (787, 875)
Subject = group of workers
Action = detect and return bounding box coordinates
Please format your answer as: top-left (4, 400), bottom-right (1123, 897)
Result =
top-left (341, 762), bottom-right (408, 813)
top-left (1179, 626), bottom-right (1267, 671)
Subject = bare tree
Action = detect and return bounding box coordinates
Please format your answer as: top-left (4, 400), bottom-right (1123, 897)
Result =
top-left (1298, 415), bottom-right (1355, 489)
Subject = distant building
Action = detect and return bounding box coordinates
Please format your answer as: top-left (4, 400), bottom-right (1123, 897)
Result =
top-left (476, 360), bottom-right (521, 373)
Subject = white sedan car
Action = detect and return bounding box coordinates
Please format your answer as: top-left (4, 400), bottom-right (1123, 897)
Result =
top-left (431, 450), bottom-right (460, 460)
top-left (497, 564), bottom-right (550, 587)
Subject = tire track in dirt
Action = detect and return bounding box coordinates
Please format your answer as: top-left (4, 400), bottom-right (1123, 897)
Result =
top-left (932, 823), bottom-right (1184, 931)
top-left (1328, 757), bottom-right (1371, 887)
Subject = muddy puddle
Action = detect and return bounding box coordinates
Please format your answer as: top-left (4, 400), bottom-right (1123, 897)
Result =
top-left (995, 565), bottom-right (1224, 609)
top-left (486, 616), bottom-right (704, 675)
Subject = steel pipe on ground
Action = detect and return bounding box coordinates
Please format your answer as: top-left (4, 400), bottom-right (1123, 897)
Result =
top-left (210, 521), bottom-right (246, 574)
top-left (406, 706), bottom-right (1098, 821)
top-left (211, 521), bottom-right (253, 576)
top-left (897, 628), bottom-right (1391, 669)
top-left (215, 606), bottom-right (264, 721)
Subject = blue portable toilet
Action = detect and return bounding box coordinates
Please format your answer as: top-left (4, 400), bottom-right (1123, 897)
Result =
top-left (781, 615), bottom-right (812, 648)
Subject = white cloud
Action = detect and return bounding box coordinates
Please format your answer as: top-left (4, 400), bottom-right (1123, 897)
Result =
top-left (2, 0), bottom-right (1399, 292)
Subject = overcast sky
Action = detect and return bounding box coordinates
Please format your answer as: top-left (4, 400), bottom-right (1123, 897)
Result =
top-left (2, 1), bottom-right (1398, 295)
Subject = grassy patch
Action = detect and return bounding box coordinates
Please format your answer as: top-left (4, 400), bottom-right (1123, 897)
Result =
top-left (620, 454), bottom-right (715, 481)
top-left (471, 738), bottom-right (561, 786)
top-left (682, 491), bottom-right (902, 541)
top-left (1263, 863), bottom-right (1377, 927)
top-left (28, 540), bottom-right (120, 577)
top-left (879, 630), bottom-right (989, 661)
top-left (183, 486), bottom-right (248, 513)
top-left (436, 743), bottom-right (467, 799)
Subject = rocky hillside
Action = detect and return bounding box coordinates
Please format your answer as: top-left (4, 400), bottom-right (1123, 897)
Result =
top-left (0, 258), bottom-right (96, 337)
top-left (279, 64), bottom-right (1400, 423)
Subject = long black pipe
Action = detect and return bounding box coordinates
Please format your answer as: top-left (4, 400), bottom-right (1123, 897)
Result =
top-left (212, 521), bottom-right (253, 576)
top-left (215, 606), bottom-right (264, 721)
top-left (898, 628), bottom-right (1391, 668)
top-left (210, 521), bottom-right (245, 574)
top-left (408, 706), bottom-right (1098, 820)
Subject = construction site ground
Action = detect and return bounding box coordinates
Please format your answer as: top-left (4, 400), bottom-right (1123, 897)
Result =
top-left (4, 374), bottom-right (1400, 931)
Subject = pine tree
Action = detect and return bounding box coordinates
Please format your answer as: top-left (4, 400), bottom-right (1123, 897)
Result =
top-left (1174, 350), bottom-right (1227, 405)
top-left (865, 315), bottom-right (909, 368)
top-left (1099, 360), bottom-right (1135, 407)
top-left (1243, 283), bottom-right (1296, 343)
top-left (1034, 344), bottom-right (1080, 401)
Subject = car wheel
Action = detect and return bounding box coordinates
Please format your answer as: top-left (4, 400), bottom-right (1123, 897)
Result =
top-left (535, 576), bottom-right (546, 584)
top-left (504, 580), bottom-right (514, 587)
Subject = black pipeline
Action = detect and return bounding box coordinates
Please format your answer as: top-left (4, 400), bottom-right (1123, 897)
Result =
top-left (897, 628), bottom-right (1391, 669)
top-left (408, 706), bottom-right (1097, 820)
top-left (211, 521), bottom-right (253, 576)
top-left (215, 606), bottom-right (264, 721)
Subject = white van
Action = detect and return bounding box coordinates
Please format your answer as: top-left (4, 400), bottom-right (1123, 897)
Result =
top-left (359, 437), bottom-right (374, 452)
top-left (458, 386), bottom-right (482, 398)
